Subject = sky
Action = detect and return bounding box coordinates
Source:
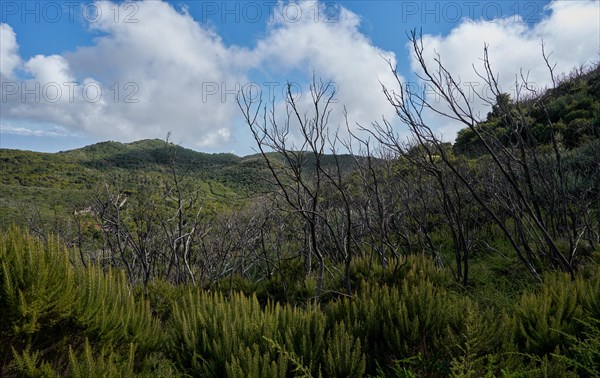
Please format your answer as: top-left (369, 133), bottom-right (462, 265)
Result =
top-left (0, 0), bottom-right (599, 155)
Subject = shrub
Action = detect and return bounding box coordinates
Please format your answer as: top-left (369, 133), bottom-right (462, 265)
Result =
top-left (327, 279), bottom-right (471, 375)
top-left (0, 228), bottom-right (164, 376)
top-left (514, 273), bottom-right (583, 356)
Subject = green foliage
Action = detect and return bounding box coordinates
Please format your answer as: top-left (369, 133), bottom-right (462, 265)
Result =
top-left (0, 227), bottom-right (166, 376)
top-left (578, 261), bottom-right (600, 320)
top-left (263, 336), bottom-right (317, 378)
top-left (349, 254), bottom-right (455, 289)
top-left (168, 288), bottom-right (327, 377)
top-left (323, 322), bottom-right (366, 378)
top-left (553, 317), bottom-right (600, 376)
top-left (66, 339), bottom-right (136, 378)
top-left (0, 141), bottom-right (238, 227)
top-left (9, 345), bottom-right (60, 378)
top-left (1, 227), bottom-right (77, 337)
top-left (326, 279), bottom-right (469, 375)
top-left (454, 64), bottom-right (600, 156)
top-left (73, 265), bottom-right (163, 354)
top-left (1, 228), bottom-right (599, 377)
top-left (0, 139), bottom-right (359, 228)
top-left (2, 61), bottom-right (599, 378)
top-left (225, 344), bottom-right (289, 378)
top-left (449, 304), bottom-right (511, 378)
top-left (514, 273), bottom-right (581, 355)
top-left (9, 339), bottom-right (178, 378)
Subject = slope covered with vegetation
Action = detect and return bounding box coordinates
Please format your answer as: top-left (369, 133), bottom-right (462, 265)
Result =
top-left (454, 65), bottom-right (600, 156)
top-left (1, 54), bottom-right (599, 376)
top-left (1, 228), bottom-right (599, 377)
top-left (0, 139), bottom-right (266, 227)
top-left (0, 139), bottom-right (359, 229)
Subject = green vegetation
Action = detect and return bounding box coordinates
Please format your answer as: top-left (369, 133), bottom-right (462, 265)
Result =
top-left (1, 50), bottom-right (600, 376)
top-left (1, 228), bottom-right (599, 377)
top-left (454, 66), bottom-right (600, 156)
top-left (0, 139), bottom-right (269, 227)
top-left (0, 139), bottom-right (359, 229)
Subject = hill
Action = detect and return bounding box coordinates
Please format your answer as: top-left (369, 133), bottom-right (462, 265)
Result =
top-left (0, 139), bottom-right (257, 226)
top-left (453, 63), bottom-right (600, 156)
top-left (0, 139), bottom-right (357, 228)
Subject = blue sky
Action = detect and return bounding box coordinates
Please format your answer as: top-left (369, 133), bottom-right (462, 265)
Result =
top-left (1, 0), bottom-right (598, 155)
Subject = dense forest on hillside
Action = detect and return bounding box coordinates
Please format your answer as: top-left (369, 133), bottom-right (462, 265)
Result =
top-left (1, 40), bottom-right (599, 376)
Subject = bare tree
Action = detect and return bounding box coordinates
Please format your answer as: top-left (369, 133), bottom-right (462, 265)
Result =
top-left (237, 76), bottom-right (355, 301)
top-left (160, 134), bottom-right (207, 285)
top-left (370, 31), bottom-right (598, 281)
top-left (90, 137), bottom-right (209, 287)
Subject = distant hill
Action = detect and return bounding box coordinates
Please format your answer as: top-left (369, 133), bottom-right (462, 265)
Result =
top-left (1, 139), bottom-right (264, 192)
top-left (62, 139), bottom-right (241, 170)
top-left (1, 140), bottom-right (249, 226)
top-left (0, 139), bottom-right (357, 227)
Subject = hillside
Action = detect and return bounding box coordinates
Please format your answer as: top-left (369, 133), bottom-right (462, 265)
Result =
top-left (0, 139), bottom-right (358, 228)
top-left (1, 69), bottom-right (599, 378)
top-left (454, 64), bottom-right (600, 156)
top-left (2, 63), bottom-right (598, 229)
top-left (0, 139), bottom-right (262, 226)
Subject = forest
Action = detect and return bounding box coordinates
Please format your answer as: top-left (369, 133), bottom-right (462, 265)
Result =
top-left (1, 38), bottom-right (599, 377)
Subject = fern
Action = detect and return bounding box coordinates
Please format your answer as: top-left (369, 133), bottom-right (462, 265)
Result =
top-left (9, 345), bottom-right (60, 378)
top-left (449, 303), bottom-right (502, 378)
top-left (0, 228), bottom-right (164, 376)
top-left (263, 336), bottom-right (314, 377)
top-left (323, 321), bottom-right (366, 378)
top-left (514, 273), bottom-right (583, 355)
top-left (67, 339), bottom-right (135, 378)
top-left (552, 317), bottom-right (600, 377)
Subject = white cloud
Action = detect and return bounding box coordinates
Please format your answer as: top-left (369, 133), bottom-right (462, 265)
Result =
top-left (249, 2), bottom-right (399, 136)
top-left (2, 2), bottom-right (247, 148)
top-left (0, 23), bottom-right (21, 79)
top-left (1, 1), bottom-right (398, 150)
top-left (1, 123), bottom-right (74, 137)
top-left (25, 54), bottom-right (74, 84)
top-left (408, 0), bottom-right (600, 139)
top-left (2, 0), bottom-right (598, 149)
